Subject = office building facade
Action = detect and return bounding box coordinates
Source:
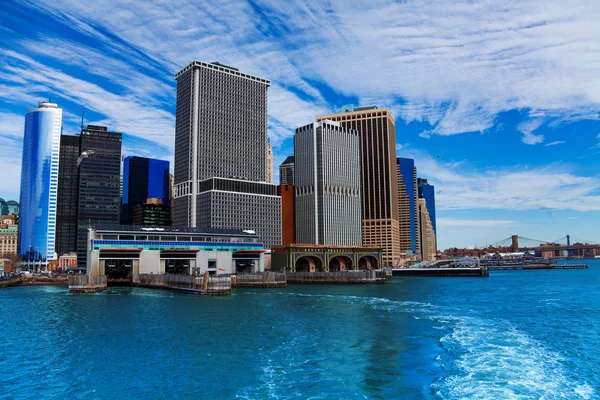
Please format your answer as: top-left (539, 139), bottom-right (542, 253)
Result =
top-left (418, 178), bottom-right (437, 248)
top-left (18, 102), bottom-right (62, 269)
top-left (266, 141), bottom-right (274, 184)
top-left (279, 156), bottom-right (294, 185)
top-left (76, 125), bottom-right (122, 265)
top-left (317, 107), bottom-right (399, 266)
top-left (419, 198), bottom-right (436, 261)
top-left (277, 184), bottom-right (295, 246)
top-left (294, 120), bottom-right (362, 245)
top-left (397, 158), bottom-right (421, 258)
top-left (56, 134), bottom-right (80, 256)
top-left (133, 198), bottom-right (170, 226)
top-left (173, 61), bottom-right (281, 248)
top-left (121, 156), bottom-right (170, 225)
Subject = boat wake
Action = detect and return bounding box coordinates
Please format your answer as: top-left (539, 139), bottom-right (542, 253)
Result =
top-left (243, 292), bottom-right (595, 399)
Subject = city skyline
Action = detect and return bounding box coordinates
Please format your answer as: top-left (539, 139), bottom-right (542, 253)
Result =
top-left (2, 1), bottom-right (600, 249)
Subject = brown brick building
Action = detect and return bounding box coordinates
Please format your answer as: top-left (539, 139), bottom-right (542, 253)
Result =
top-left (277, 184), bottom-right (295, 246)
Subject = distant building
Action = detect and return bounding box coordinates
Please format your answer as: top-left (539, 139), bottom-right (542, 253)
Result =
top-left (56, 134), bottom-right (80, 257)
top-left (397, 158), bottom-right (421, 258)
top-left (133, 198), bottom-right (170, 226)
top-left (169, 173), bottom-right (174, 226)
top-left (18, 102), bottom-right (62, 269)
top-left (419, 198), bottom-right (436, 261)
top-left (294, 120), bottom-right (362, 245)
top-left (58, 252), bottom-right (77, 271)
top-left (271, 244), bottom-right (382, 272)
top-left (0, 226), bottom-right (18, 256)
top-left (7, 201), bottom-right (18, 216)
top-left (277, 184), bottom-right (295, 246)
top-left (76, 125), bottom-right (122, 266)
top-left (0, 199), bottom-right (19, 216)
top-left (279, 156), bottom-right (295, 185)
top-left (173, 61), bottom-right (281, 248)
top-left (121, 156), bottom-right (170, 225)
top-left (317, 107), bottom-right (400, 267)
top-left (266, 140), bottom-right (274, 184)
top-left (418, 178), bottom-right (436, 250)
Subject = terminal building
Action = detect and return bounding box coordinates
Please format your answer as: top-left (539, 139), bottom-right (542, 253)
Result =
top-left (86, 224), bottom-right (265, 280)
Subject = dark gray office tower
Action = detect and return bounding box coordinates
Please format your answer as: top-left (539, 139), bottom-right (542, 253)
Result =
top-left (279, 156), bottom-right (295, 185)
top-left (173, 61), bottom-right (281, 248)
top-left (56, 135), bottom-right (80, 256)
top-left (76, 125), bottom-right (122, 265)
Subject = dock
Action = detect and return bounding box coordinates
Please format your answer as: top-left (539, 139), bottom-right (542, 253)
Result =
top-left (487, 263), bottom-right (588, 270)
top-left (68, 275), bottom-right (107, 293)
top-left (392, 267), bottom-right (489, 277)
top-left (233, 271), bottom-right (287, 288)
top-left (133, 273), bottom-right (232, 295)
top-left (286, 270), bottom-right (386, 284)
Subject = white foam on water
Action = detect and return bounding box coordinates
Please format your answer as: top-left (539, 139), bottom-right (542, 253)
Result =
top-left (258, 292), bottom-right (595, 400)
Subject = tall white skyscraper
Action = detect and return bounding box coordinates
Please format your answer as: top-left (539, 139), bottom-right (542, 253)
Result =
top-left (18, 102), bottom-right (62, 269)
top-left (294, 120), bottom-right (362, 245)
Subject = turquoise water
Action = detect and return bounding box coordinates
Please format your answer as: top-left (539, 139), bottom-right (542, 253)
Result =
top-left (1, 260), bottom-right (599, 399)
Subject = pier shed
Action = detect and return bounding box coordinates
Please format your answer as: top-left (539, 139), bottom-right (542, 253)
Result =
top-left (86, 224), bottom-right (266, 279)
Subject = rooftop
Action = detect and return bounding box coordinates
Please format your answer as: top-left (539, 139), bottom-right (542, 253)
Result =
top-left (93, 223), bottom-right (259, 237)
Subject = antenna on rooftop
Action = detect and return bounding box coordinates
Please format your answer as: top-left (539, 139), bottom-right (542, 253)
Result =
top-left (81, 104), bottom-right (85, 132)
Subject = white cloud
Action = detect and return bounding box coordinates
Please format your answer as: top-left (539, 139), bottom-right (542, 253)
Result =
top-left (543, 140), bottom-right (566, 146)
top-left (406, 151), bottom-right (600, 212)
top-left (17, 0), bottom-right (600, 143)
top-left (518, 118), bottom-right (545, 145)
top-left (437, 218), bottom-right (518, 227)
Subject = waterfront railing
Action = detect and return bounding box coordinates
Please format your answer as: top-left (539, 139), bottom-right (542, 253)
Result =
top-left (233, 271), bottom-right (287, 288)
top-left (287, 269), bottom-right (386, 284)
top-left (68, 275), bottom-right (107, 293)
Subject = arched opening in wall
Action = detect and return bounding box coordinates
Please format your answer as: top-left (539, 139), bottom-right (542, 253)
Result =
top-left (295, 256), bottom-right (323, 272)
top-left (358, 255), bottom-right (378, 270)
top-left (329, 256), bottom-right (353, 272)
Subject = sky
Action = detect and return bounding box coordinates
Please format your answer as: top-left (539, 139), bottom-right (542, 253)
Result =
top-left (1, 0), bottom-right (600, 250)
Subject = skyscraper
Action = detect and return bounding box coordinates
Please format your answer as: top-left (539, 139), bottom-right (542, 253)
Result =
top-left (266, 140), bottom-right (274, 184)
top-left (317, 106), bottom-right (399, 267)
top-left (56, 134), bottom-right (80, 256)
top-left (294, 120), bottom-right (362, 245)
top-left (121, 156), bottom-right (170, 225)
top-left (279, 156), bottom-right (294, 185)
top-left (76, 125), bottom-right (122, 265)
top-left (173, 61), bottom-right (281, 248)
top-left (397, 158), bottom-right (421, 258)
top-left (418, 178), bottom-right (437, 248)
top-left (419, 198), bottom-right (436, 261)
top-left (18, 102), bottom-right (62, 269)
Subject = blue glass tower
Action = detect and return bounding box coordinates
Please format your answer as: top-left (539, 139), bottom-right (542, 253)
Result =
top-left (418, 178), bottom-right (437, 241)
top-left (121, 156), bottom-right (170, 225)
top-left (18, 102), bottom-right (62, 268)
top-left (397, 157), bottom-right (419, 255)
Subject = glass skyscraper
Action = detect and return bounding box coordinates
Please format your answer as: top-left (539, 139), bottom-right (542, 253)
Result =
top-left (397, 157), bottom-right (420, 257)
top-left (418, 178), bottom-right (437, 246)
top-left (18, 102), bottom-right (62, 268)
top-left (121, 156), bottom-right (170, 225)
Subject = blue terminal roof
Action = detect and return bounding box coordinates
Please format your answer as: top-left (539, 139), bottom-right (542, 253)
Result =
top-left (93, 224), bottom-right (259, 238)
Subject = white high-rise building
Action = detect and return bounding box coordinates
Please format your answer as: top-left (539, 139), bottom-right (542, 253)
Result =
top-left (266, 140), bottom-right (274, 184)
top-left (294, 120), bottom-right (362, 245)
top-left (18, 102), bottom-right (63, 270)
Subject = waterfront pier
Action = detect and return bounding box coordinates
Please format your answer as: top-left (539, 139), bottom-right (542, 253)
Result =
top-left (487, 263), bottom-right (588, 270)
top-left (233, 271), bottom-right (287, 288)
top-left (392, 267), bottom-right (489, 277)
top-left (286, 270), bottom-right (386, 284)
top-left (133, 272), bottom-right (232, 295)
top-left (68, 275), bottom-right (107, 293)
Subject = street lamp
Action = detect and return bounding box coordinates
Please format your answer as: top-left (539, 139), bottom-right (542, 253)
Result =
top-left (77, 150), bottom-right (95, 167)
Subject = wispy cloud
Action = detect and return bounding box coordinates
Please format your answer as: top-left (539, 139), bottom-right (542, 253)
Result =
top-left (437, 218), bottom-right (518, 227)
top-left (543, 140), bottom-right (566, 146)
top-left (406, 151), bottom-right (600, 212)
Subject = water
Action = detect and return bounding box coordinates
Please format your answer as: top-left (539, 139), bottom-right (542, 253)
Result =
top-left (1, 260), bottom-right (599, 399)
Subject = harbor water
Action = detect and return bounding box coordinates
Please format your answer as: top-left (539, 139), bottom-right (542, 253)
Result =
top-left (1, 259), bottom-right (598, 399)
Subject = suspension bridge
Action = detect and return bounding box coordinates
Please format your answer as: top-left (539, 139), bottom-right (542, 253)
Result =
top-left (482, 235), bottom-right (600, 256)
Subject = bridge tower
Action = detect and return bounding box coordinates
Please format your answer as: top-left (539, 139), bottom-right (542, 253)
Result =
top-left (567, 235), bottom-right (571, 246)
top-left (511, 235), bottom-right (519, 252)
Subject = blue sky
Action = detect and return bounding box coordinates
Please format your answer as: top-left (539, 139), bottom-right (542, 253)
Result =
top-left (1, 0), bottom-right (600, 249)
